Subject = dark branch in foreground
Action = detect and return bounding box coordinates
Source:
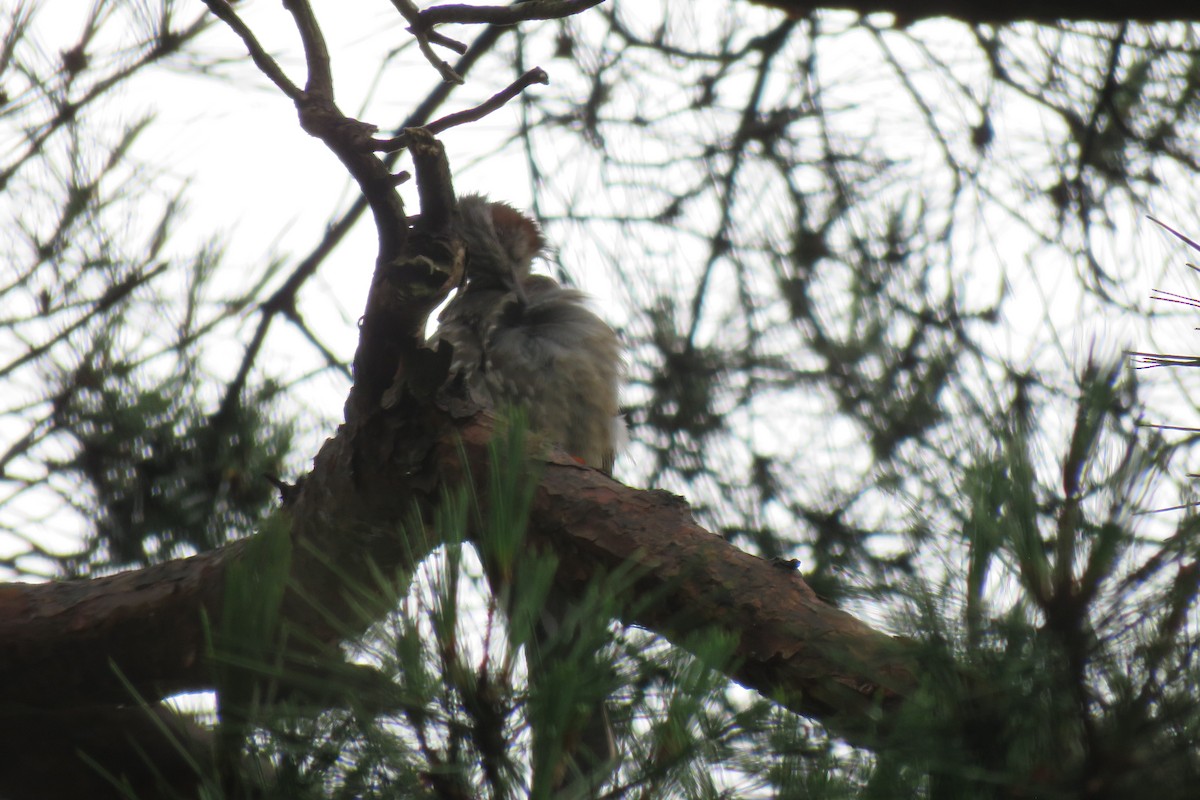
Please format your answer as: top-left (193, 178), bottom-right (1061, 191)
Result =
top-left (0, 409), bottom-right (917, 749)
top-left (417, 0), bottom-right (607, 27)
top-left (746, 0), bottom-right (1200, 23)
top-left (204, 22), bottom-right (513, 436)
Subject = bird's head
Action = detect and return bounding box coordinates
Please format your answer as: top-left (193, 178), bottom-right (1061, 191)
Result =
top-left (457, 194), bottom-right (545, 294)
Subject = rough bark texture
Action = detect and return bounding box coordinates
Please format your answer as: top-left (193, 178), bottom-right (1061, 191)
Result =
top-left (1, 406), bottom-right (916, 750)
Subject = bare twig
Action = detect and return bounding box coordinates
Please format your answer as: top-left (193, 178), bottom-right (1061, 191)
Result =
top-left (1151, 289), bottom-right (1200, 309)
top-left (419, 0), bottom-right (606, 27)
top-left (199, 0), bottom-right (303, 101)
top-left (395, 0), bottom-right (604, 78)
top-left (372, 68), bottom-right (550, 152)
top-left (389, 0), bottom-right (465, 84)
top-left (285, 306), bottom-right (353, 379)
top-left (1148, 215), bottom-right (1200, 254)
top-left (1137, 423), bottom-right (1200, 432)
top-left (214, 208), bottom-right (362, 425)
top-left (421, 28), bottom-right (469, 55)
top-left (1127, 350), bottom-right (1200, 369)
top-left (1, 11), bottom-right (214, 189)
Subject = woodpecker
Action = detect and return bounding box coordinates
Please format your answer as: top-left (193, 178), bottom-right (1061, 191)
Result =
top-left (436, 195), bottom-right (623, 473)
top-left (434, 194), bottom-right (622, 795)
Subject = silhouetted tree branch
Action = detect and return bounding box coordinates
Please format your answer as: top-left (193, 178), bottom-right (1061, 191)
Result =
top-left (747, 0), bottom-right (1200, 23)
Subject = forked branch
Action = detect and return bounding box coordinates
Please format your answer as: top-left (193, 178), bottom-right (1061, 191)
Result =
top-left (201, 2), bottom-right (566, 418)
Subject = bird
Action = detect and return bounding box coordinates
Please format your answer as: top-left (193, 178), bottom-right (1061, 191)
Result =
top-left (436, 195), bottom-right (623, 472)
top-left (434, 194), bottom-right (623, 796)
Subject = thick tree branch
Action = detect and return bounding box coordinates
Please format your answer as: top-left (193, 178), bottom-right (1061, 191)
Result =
top-left (453, 418), bottom-right (917, 745)
top-left (202, 0), bottom-right (422, 419)
top-left (0, 703), bottom-right (224, 800)
top-left (283, 0), bottom-right (334, 98)
top-left (208, 23), bottom-right (512, 432)
top-left (0, 403), bottom-right (447, 708)
top-left (0, 409), bottom-right (916, 748)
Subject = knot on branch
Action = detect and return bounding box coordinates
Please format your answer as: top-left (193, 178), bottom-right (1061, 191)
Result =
top-left (373, 236), bottom-right (466, 317)
top-left (296, 95), bottom-right (378, 149)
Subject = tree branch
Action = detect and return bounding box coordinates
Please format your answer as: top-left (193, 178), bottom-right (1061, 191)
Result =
top-left (389, 0), bottom-right (465, 83)
top-left (372, 68), bottom-right (550, 152)
top-left (0, 410), bottom-right (916, 749)
top-left (283, 0), bottom-right (334, 98)
top-left (207, 23), bottom-right (514, 429)
top-left (453, 418), bottom-right (917, 746)
top-left (0, 703), bottom-right (224, 800)
top-left (417, 0), bottom-right (607, 27)
top-left (198, 0), bottom-right (303, 101)
top-left (746, 0), bottom-right (1200, 23)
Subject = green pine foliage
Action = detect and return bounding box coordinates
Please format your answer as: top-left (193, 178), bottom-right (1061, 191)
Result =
top-left (3, 2), bottom-right (1200, 799)
top-left (53, 363), bottom-right (292, 569)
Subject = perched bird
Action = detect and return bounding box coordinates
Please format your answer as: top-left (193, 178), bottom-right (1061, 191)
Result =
top-left (437, 195), bottom-right (623, 473)
top-left (434, 194), bottom-right (623, 796)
